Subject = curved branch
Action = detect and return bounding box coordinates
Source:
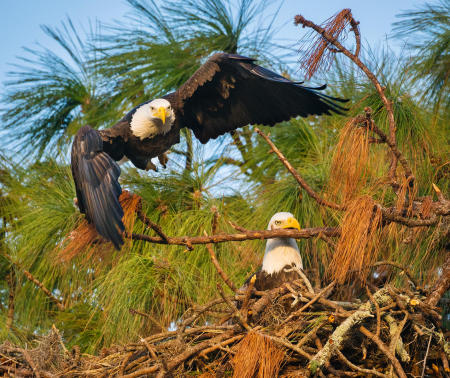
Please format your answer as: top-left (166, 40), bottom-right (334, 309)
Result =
top-left (255, 128), bottom-right (344, 210)
top-left (294, 14), bottom-right (414, 183)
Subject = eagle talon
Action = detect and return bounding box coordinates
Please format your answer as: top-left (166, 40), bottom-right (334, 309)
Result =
top-left (146, 160), bottom-right (158, 172)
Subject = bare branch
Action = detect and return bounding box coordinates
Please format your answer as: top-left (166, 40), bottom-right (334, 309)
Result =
top-left (206, 241), bottom-right (237, 293)
top-left (129, 227), bottom-right (340, 246)
top-left (294, 14), bottom-right (414, 184)
top-left (255, 128), bottom-right (344, 210)
top-left (359, 326), bottom-right (407, 378)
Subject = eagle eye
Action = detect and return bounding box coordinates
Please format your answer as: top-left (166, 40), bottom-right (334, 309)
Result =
top-left (274, 220), bottom-right (281, 225)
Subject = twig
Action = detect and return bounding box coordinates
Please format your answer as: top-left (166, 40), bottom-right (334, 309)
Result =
top-left (120, 352), bottom-right (133, 376)
top-left (122, 365), bottom-right (159, 377)
top-left (425, 252), bottom-right (450, 307)
top-left (359, 326), bottom-right (407, 378)
top-left (129, 308), bottom-right (164, 330)
top-left (198, 334), bottom-right (244, 358)
top-left (366, 286), bottom-right (380, 337)
top-left (206, 240), bottom-right (237, 293)
top-left (263, 333), bottom-right (312, 360)
top-left (21, 349), bottom-right (41, 378)
top-left (294, 15), bottom-right (414, 185)
top-left (372, 261), bottom-right (418, 288)
top-left (226, 219), bottom-right (249, 232)
top-left (284, 281), bottom-right (335, 323)
top-left (241, 275), bottom-right (256, 322)
top-left (211, 206), bottom-right (220, 234)
top-left (309, 288), bottom-right (392, 371)
top-left (255, 128), bottom-right (344, 210)
top-left (335, 349), bottom-right (388, 377)
top-left (386, 312), bottom-right (410, 363)
top-left (421, 331), bottom-right (433, 378)
top-left (284, 266), bottom-right (315, 294)
top-left (3, 254), bottom-right (65, 311)
top-left (250, 285), bottom-right (288, 316)
top-left (161, 332), bottom-right (236, 374)
top-left (136, 211), bottom-right (169, 244)
top-left (217, 284), bottom-right (251, 331)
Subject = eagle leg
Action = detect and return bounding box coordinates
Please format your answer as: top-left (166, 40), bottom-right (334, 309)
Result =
top-left (157, 152), bottom-right (169, 168)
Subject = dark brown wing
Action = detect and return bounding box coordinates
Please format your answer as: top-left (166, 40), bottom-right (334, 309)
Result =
top-left (172, 53), bottom-right (347, 143)
top-left (71, 125), bottom-right (125, 249)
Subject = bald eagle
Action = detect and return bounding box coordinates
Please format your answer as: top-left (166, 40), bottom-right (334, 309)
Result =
top-left (71, 53), bottom-right (347, 249)
top-left (246, 212), bottom-right (304, 291)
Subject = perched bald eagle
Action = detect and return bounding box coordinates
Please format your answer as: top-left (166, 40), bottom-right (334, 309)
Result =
top-left (71, 53), bottom-right (346, 249)
top-left (245, 212), bottom-right (303, 291)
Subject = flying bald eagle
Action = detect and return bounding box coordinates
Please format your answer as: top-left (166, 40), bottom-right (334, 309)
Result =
top-left (71, 53), bottom-right (347, 249)
top-left (245, 212), bottom-right (303, 291)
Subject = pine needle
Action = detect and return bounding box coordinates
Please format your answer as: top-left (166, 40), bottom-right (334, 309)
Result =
top-left (329, 119), bottom-right (370, 204)
top-left (329, 196), bottom-right (382, 284)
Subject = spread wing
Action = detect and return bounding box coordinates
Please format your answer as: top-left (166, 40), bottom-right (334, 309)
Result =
top-left (71, 125), bottom-right (125, 249)
top-left (173, 53), bottom-right (347, 143)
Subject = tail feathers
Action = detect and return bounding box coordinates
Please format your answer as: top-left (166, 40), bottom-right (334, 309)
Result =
top-left (71, 125), bottom-right (124, 249)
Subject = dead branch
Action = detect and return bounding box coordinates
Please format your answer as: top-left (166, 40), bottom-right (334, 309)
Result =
top-left (129, 226), bottom-right (340, 246)
top-left (285, 266), bottom-right (315, 294)
top-left (336, 349), bottom-right (388, 377)
top-left (385, 313), bottom-right (410, 363)
top-left (366, 286), bottom-right (381, 337)
top-left (309, 288), bottom-right (392, 371)
top-left (136, 201), bottom-right (169, 243)
top-left (255, 127), bottom-right (344, 210)
top-left (425, 251), bottom-right (450, 307)
top-left (241, 275), bottom-right (255, 322)
top-left (294, 13), bottom-right (413, 185)
top-left (206, 241), bottom-right (237, 293)
top-left (210, 206), bottom-right (220, 234)
top-left (217, 284), bottom-right (251, 331)
top-left (359, 325), bottom-right (407, 378)
top-left (3, 254), bottom-right (65, 311)
top-left (284, 281), bottom-right (335, 323)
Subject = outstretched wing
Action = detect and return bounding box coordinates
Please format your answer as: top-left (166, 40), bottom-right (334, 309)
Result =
top-left (173, 53), bottom-right (347, 143)
top-left (71, 125), bottom-right (124, 249)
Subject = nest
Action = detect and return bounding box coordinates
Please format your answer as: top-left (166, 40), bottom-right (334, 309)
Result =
top-left (1, 274), bottom-right (448, 377)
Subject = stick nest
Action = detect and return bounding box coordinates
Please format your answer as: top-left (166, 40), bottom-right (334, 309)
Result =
top-left (1, 278), bottom-right (448, 377)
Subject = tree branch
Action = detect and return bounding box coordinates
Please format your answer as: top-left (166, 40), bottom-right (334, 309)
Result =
top-left (129, 227), bottom-right (340, 246)
top-left (294, 14), bottom-right (414, 185)
top-left (255, 128), bottom-right (344, 210)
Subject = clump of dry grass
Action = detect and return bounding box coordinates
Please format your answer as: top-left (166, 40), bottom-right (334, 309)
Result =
top-left (232, 332), bottom-right (285, 378)
top-left (58, 191), bottom-right (140, 261)
top-left (329, 196), bottom-right (382, 284)
top-left (299, 9), bottom-right (353, 79)
top-left (329, 119), bottom-right (370, 204)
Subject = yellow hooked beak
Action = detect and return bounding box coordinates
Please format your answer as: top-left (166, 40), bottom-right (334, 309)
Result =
top-left (281, 217), bottom-right (301, 231)
top-left (154, 106), bottom-right (167, 124)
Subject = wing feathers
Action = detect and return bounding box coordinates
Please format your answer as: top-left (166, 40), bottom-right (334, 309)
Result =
top-left (174, 53), bottom-right (348, 143)
top-left (71, 125), bottom-right (124, 249)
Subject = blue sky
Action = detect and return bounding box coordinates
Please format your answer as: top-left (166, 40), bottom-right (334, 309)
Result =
top-left (0, 0), bottom-right (421, 87)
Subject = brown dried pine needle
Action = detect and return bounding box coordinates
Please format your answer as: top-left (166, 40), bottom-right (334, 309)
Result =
top-left (329, 119), bottom-right (370, 204)
top-left (232, 332), bottom-right (284, 378)
top-left (58, 191), bottom-right (140, 261)
top-left (329, 196), bottom-right (382, 284)
top-left (298, 9), bottom-right (353, 79)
